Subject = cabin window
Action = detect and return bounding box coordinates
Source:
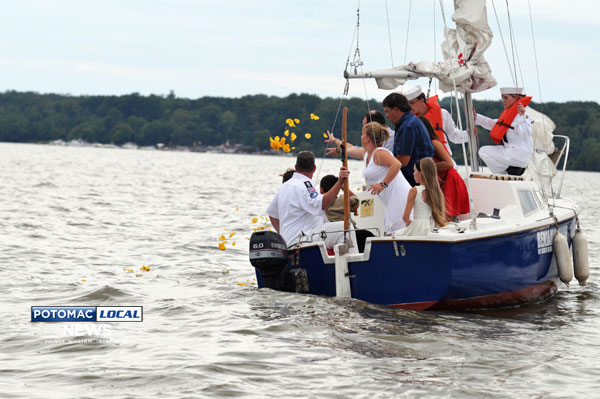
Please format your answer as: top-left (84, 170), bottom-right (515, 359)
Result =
top-left (518, 190), bottom-right (538, 215)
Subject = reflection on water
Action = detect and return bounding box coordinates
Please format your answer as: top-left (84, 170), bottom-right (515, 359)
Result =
top-left (0, 143), bottom-right (598, 398)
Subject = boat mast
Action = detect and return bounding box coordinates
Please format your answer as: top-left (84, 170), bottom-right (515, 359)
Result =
top-left (341, 107), bottom-right (350, 232)
top-left (463, 91), bottom-right (479, 171)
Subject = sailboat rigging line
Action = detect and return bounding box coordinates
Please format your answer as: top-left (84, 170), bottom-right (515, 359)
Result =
top-left (526, 0), bottom-right (556, 207)
top-left (384, 0), bottom-right (394, 66)
top-left (432, 0), bottom-right (437, 67)
top-left (437, 0), bottom-right (477, 229)
top-left (505, 0), bottom-right (519, 86)
top-left (316, 88), bottom-right (348, 184)
top-left (505, 1), bottom-right (525, 92)
top-left (321, 1), bottom-right (363, 182)
top-left (403, 0), bottom-right (412, 65)
top-left (490, 0), bottom-right (516, 86)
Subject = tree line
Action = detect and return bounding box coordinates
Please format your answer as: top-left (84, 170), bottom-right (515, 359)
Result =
top-left (1, 90), bottom-right (599, 171)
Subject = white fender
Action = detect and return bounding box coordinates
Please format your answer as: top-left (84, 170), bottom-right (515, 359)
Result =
top-left (334, 243), bottom-right (351, 298)
top-left (553, 232), bottom-right (573, 286)
top-left (573, 229), bottom-right (590, 286)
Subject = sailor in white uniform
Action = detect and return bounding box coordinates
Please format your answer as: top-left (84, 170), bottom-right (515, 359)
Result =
top-left (402, 85), bottom-right (469, 158)
top-left (267, 151), bottom-right (356, 250)
top-left (474, 87), bottom-right (533, 175)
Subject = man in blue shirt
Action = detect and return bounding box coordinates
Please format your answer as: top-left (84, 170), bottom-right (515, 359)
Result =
top-left (383, 92), bottom-right (434, 186)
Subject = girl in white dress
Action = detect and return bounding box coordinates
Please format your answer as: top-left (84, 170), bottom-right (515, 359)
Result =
top-left (359, 122), bottom-right (412, 233)
top-left (399, 158), bottom-right (447, 236)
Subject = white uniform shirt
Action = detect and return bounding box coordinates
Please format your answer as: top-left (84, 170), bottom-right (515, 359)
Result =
top-left (475, 113), bottom-right (533, 161)
top-left (440, 108), bottom-right (469, 156)
top-left (266, 172), bottom-right (325, 245)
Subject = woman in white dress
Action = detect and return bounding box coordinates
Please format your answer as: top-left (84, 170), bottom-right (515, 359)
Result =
top-left (346, 122), bottom-right (412, 233)
top-left (399, 158), bottom-right (447, 236)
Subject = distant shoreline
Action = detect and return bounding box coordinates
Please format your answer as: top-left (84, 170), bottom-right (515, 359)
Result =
top-left (12, 139), bottom-right (293, 157)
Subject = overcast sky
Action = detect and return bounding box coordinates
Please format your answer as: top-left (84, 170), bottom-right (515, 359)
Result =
top-left (1, 0), bottom-right (598, 103)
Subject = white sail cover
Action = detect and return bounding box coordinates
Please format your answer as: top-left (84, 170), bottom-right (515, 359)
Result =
top-left (522, 106), bottom-right (558, 194)
top-left (374, 0), bottom-right (497, 93)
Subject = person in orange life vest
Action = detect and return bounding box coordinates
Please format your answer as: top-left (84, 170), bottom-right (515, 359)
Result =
top-left (401, 85), bottom-right (470, 159)
top-left (474, 87), bottom-right (533, 175)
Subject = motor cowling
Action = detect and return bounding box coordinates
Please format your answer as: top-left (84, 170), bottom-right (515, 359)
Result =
top-left (250, 231), bottom-right (307, 292)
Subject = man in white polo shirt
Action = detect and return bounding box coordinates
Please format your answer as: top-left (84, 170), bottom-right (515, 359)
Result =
top-left (267, 151), bottom-right (354, 249)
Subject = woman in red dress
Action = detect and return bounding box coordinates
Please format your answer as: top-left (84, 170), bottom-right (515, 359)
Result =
top-left (419, 117), bottom-right (470, 220)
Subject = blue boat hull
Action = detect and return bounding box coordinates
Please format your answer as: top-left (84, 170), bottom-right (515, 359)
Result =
top-left (255, 218), bottom-right (576, 310)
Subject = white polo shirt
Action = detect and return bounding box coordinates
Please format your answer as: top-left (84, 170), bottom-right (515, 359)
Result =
top-left (266, 172), bottom-right (325, 245)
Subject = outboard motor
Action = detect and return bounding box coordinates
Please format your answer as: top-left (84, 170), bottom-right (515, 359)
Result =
top-left (249, 231), bottom-right (307, 293)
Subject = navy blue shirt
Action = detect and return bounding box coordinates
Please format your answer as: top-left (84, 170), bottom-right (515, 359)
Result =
top-left (393, 112), bottom-right (434, 185)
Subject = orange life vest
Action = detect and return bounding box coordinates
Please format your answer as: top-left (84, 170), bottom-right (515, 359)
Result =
top-left (423, 95), bottom-right (446, 144)
top-left (489, 96), bottom-right (532, 144)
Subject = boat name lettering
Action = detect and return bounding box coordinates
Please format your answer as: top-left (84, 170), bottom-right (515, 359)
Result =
top-left (536, 224), bottom-right (569, 255)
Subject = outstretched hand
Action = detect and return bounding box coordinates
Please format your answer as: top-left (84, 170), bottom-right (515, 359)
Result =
top-left (325, 147), bottom-right (339, 157)
top-left (517, 102), bottom-right (526, 116)
top-left (325, 130), bottom-right (341, 157)
top-left (324, 130), bottom-right (337, 144)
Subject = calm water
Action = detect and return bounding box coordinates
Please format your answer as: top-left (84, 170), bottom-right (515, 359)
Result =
top-left (1, 142), bottom-right (599, 398)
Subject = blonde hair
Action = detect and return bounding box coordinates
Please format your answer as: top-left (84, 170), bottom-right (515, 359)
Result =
top-left (362, 122), bottom-right (389, 147)
top-left (417, 158), bottom-right (447, 227)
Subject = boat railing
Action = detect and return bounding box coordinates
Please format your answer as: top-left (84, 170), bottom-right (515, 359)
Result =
top-left (551, 135), bottom-right (570, 198)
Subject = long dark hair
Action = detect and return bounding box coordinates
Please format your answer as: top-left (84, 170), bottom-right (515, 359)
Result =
top-left (416, 158), bottom-right (446, 227)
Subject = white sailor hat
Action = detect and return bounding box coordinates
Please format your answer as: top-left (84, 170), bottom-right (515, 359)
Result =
top-left (401, 85), bottom-right (423, 101)
top-left (500, 87), bottom-right (523, 95)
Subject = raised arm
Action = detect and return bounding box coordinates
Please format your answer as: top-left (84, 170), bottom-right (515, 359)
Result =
top-left (442, 109), bottom-right (470, 143)
top-left (325, 130), bottom-right (366, 159)
top-left (321, 166), bottom-right (350, 209)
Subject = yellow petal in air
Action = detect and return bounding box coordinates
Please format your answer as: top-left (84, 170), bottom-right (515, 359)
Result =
top-left (218, 242), bottom-right (226, 250)
top-left (251, 217), bottom-right (258, 223)
top-left (219, 235), bottom-right (226, 241)
top-left (294, 118), bottom-right (300, 124)
top-left (305, 133), bottom-right (311, 139)
top-left (284, 130), bottom-right (289, 136)
top-left (232, 242), bottom-right (236, 246)
top-left (290, 133), bottom-right (297, 142)
top-left (323, 132), bottom-right (328, 138)
top-left (229, 232), bottom-right (235, 237)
